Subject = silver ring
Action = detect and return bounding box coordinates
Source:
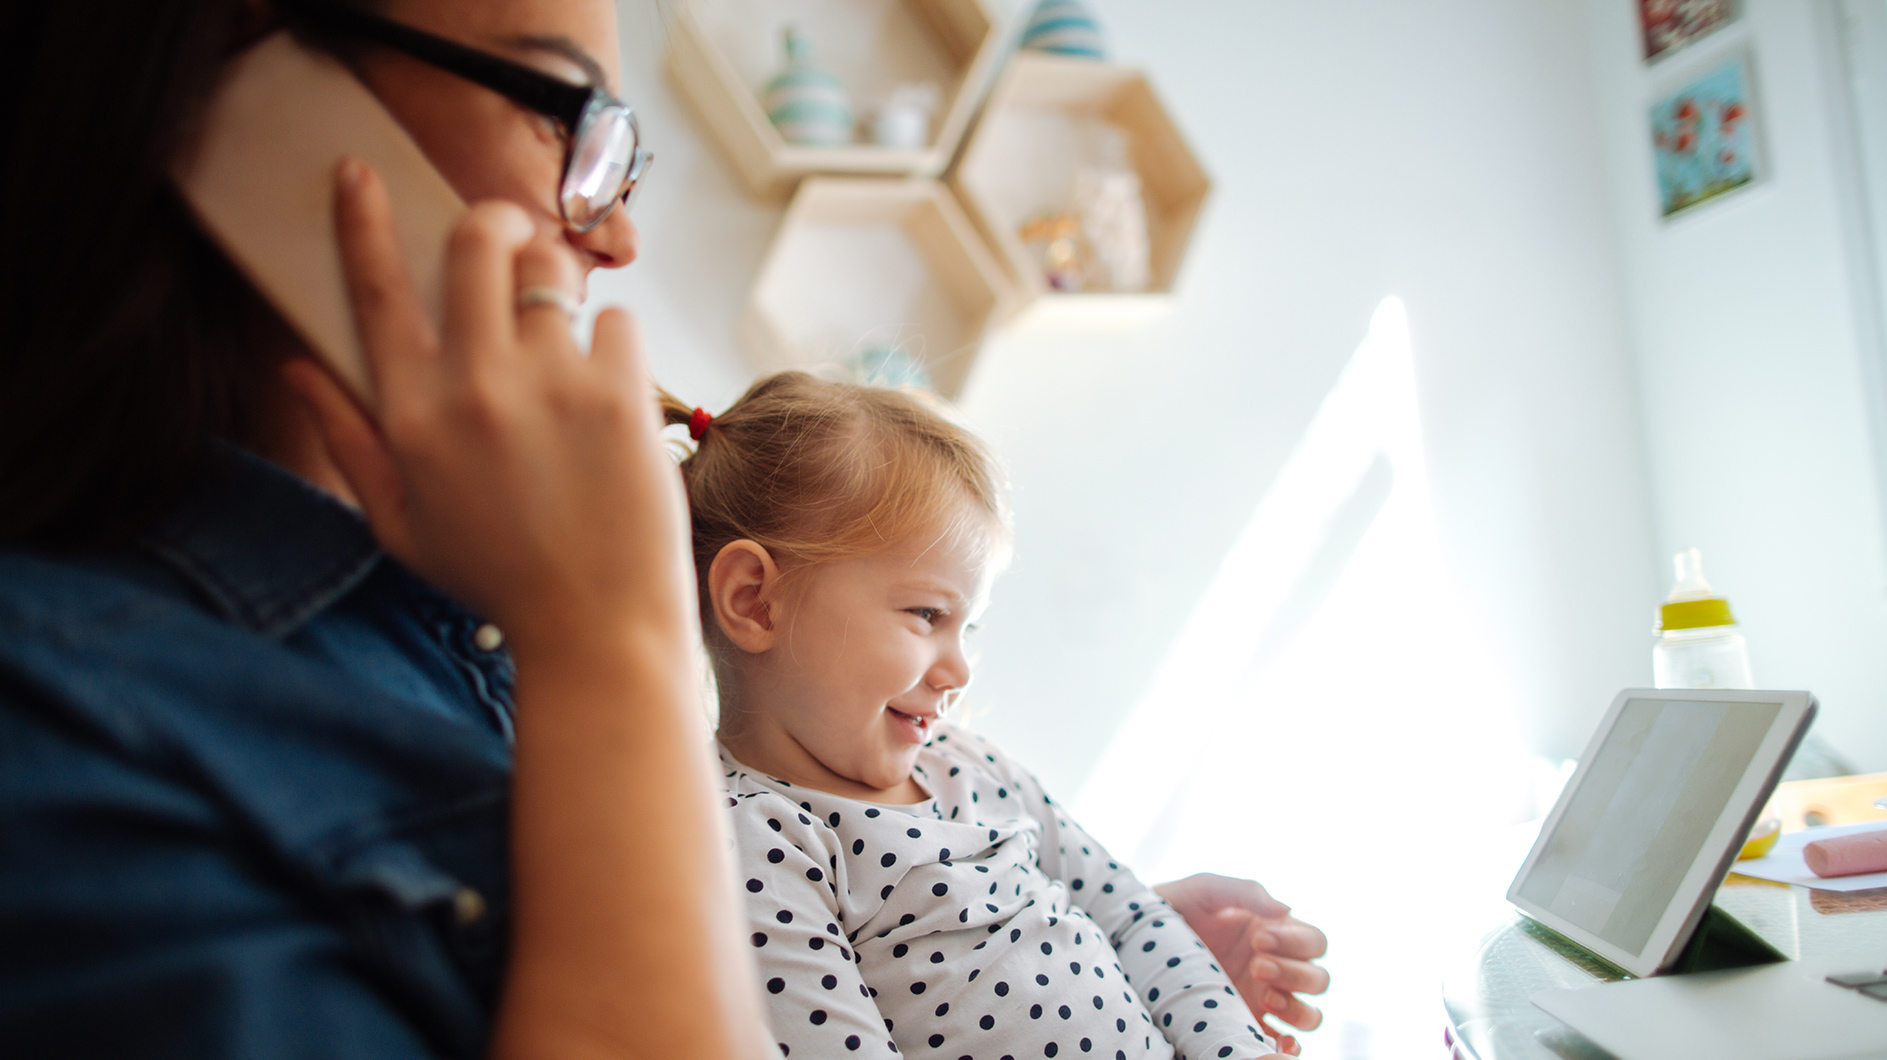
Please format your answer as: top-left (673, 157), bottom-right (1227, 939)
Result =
top-left (516, 286), bottom-right (579, 319)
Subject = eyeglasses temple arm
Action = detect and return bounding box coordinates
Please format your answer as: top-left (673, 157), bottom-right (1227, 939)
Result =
top-left (281, 0), bottom-right (594, 130)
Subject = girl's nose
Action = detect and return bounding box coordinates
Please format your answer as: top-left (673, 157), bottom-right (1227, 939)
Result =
top-left (930, 648), bottom-right (972, 699)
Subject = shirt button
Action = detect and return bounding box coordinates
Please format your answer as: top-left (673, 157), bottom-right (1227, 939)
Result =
top-left (472, 623), bottom-right (504, 652)
top-left (453, 886), bottom-right (488, 925)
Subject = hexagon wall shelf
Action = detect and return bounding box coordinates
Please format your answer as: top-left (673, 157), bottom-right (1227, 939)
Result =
top-left (740, 178), bottom-right (1011, 398)
top-left (951, 53), bottom-right (1212, 331)
top-left (668, 0), bottom-right (1004, 199)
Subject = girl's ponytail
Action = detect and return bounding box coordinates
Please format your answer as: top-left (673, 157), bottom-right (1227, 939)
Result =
top-left (656, 388), bottom-right (698, 432)
top-left (656, 388), bottom-right (717, 443)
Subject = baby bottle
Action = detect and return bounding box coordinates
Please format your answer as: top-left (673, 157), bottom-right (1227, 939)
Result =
top-left (1652, 547), bottom-right (1754, 690)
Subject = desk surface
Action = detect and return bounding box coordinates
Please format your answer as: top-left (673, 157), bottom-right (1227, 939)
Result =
top-left (1441, 873), bottom-right (1887, 1059)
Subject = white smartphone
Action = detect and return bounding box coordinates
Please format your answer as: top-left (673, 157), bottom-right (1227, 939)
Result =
top-left (172, 31), bottom-right (467, 406)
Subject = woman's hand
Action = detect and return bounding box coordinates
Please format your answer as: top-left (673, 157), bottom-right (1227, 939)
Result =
top-left (284, 157), bottom-right (691, 659)
top-left (1155, 873), bottom-right (1330, 1055)
top-left (288, 159), bottom-right (771, 1060)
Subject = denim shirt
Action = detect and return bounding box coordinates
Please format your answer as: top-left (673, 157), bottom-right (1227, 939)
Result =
top-left (0, 444), bottom-right (516, 1058)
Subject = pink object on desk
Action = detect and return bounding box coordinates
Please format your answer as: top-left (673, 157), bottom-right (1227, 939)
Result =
top-left (1803, 827), bottom-right (1887, 878)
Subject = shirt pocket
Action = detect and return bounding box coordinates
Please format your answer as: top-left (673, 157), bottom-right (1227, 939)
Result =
top-left (302, 786), bottom-right (509, 1055)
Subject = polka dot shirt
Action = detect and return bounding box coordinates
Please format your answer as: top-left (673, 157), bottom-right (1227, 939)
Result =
top-left (721, 726), bottom-right (1276, 1060)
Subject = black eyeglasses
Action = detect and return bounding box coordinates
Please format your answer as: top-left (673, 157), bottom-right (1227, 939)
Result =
top-left (283, 1), bottom-right (650, 233)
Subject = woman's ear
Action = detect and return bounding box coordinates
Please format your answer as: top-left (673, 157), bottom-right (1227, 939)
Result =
top-left (708, 540), bottom-right (782, 654)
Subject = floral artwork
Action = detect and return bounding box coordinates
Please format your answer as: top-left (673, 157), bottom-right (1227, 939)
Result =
top-left (1640, 0), bottom-right (1733, 62)
top-left (1650, 56), bottom-right (1757, 218)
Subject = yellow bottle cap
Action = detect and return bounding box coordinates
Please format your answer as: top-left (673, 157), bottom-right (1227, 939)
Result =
top-left (1659, 597), bottom-right (1736, 630)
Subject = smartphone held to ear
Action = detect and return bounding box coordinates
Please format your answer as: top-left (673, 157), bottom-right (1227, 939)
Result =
top-left (173, 32), bottom-right (465, 406)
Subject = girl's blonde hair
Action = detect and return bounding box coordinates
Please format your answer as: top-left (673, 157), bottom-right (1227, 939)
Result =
top-left (659, 372), bottom-right (1012, 627)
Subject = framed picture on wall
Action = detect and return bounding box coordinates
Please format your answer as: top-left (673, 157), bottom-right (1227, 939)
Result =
top-left (1640, 0), bottom-right (1735, 63)
top-left (1649, 52), bottom-right (1760, 218)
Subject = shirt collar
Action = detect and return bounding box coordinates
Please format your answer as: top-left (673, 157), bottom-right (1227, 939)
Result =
top-left (140, 441), bottom-right (382, 640)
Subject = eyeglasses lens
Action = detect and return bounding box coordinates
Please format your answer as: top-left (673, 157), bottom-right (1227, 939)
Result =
top-left (562, 100), bottom-right (641, 231)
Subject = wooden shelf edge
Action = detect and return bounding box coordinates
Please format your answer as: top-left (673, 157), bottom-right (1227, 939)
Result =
top-left (739, 177), bottom-right (1011, 400)
top-left (949, 53), bottom-right (1213, 331)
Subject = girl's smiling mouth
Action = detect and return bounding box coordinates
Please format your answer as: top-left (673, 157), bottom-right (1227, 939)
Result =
top-left (887, 706), bottom-right (934, 743)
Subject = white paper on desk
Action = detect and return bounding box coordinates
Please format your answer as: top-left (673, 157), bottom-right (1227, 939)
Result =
top-left (1728, 821), bottom-right (1887, 892)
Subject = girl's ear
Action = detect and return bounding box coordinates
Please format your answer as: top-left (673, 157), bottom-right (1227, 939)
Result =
top-left (708, 540), bottom-right (782, 654)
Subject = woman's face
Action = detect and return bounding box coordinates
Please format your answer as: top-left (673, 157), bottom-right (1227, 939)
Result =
top-left (356, 0), bottom-right (638, 284)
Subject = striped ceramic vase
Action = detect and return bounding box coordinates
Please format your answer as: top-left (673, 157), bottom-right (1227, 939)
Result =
top-left (1020, 0), bottom-right (1106, 60)
top-left (763, 28), bottom-right (854, 146)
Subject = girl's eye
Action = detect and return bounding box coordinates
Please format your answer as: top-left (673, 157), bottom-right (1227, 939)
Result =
top-left (907, 607), bottom-right (941, 623)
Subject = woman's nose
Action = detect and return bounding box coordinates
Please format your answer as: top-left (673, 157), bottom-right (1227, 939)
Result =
top-left (570, 204), bottom-right (639, 269)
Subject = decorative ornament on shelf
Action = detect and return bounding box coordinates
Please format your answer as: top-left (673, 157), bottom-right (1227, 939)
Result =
top-left (1074, 167), bottom-right (1150, 292)
top-left (848, 345), bottom-right (932, 391)
top-left (1016, 130), bottom-right (1149, 294)
top-left (762, 27), bottom-right (854, 146)
top-left (1072, 129), bottom-right (1150, 292)
top-left (1018, 211), bottom-right (1086, 291)
top-left (1020, 0), bottom-right (1106, 60)
top-left (870, 83), bottom-right (941, 149)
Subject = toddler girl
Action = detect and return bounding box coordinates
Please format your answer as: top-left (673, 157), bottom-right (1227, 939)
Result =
top-left (661, 373), bottom-right (1281, 1060)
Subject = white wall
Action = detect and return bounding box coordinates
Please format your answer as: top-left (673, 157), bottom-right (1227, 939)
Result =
top-left (606, 0), bottom-right (1662, 798)
top-left (1583, 0), bottom-right (1887, 771)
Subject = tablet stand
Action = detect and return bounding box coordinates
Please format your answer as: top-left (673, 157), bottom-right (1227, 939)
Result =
top-left (1668, 903), bottom-right (1786, 974)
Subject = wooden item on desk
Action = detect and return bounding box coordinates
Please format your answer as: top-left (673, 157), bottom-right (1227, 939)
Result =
top-left (739, 178), bottom-right (1010, 400)
top-left (950, 53), bottom-right (1210, 332)
top-left (1762, 771), bottom-right (1887, 831)
top-left (666, 0), bottom-right (1003, 198)
top-left (1812, 888), bottom-right (1887, 915)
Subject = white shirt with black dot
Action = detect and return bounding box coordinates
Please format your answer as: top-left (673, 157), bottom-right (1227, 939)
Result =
top-left (720, 726), bottom-right (1276, 1060)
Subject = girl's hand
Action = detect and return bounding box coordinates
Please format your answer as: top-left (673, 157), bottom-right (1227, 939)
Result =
top-left (284, 157), bottom-right (693, 659)
top-left (1155, 873), bottom-right (1329, 1049)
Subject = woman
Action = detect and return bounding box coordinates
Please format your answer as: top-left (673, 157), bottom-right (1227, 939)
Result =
top-left (0, 1), bottom-right (1327, 1056)
top-left (2, 0), bottom-right (771, 1056)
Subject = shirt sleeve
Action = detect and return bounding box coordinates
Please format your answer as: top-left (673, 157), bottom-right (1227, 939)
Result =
top-left (727, 790), bottom-right (902, 1060)
top-left (0, 686), bottom-right (448, 1059)
top-left (962, 732), bottom-right (1278, 1060)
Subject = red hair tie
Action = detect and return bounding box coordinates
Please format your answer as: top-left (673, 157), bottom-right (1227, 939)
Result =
top-left (688, 407), bottom-right (713, 441)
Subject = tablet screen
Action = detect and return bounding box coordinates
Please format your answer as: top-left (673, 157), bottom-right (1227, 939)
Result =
top-left (1514, 696), bottom-right (1781, 958)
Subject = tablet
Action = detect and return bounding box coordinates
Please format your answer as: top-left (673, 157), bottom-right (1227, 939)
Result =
top-left (1508, 688), bottom-right (1816, 978)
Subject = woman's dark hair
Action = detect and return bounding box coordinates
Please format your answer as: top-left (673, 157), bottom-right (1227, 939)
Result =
top-left (0, 2), bottom-right (298, 547)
